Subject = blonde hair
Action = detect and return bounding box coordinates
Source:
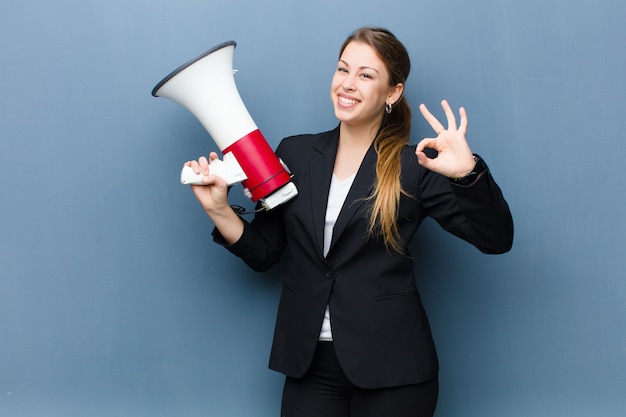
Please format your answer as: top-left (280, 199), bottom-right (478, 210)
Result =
top-left (339, 28), bottom-right (412, 253)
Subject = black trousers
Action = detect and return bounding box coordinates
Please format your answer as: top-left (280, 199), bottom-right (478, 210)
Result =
top-left (280, 342), bottom-right (438, 417)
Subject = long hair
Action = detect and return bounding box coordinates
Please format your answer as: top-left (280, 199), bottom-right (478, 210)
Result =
top-left (339, 27), bottom-right (412, 254)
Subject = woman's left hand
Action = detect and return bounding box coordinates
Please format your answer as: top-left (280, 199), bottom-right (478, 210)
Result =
top-left (416, 99), bottom-right (477, 179)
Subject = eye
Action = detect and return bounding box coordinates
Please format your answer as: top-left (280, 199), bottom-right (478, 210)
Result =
top-left (337, 66), bottom-right (348, 73)
top-left (360, 72), bottom-right (373, 79)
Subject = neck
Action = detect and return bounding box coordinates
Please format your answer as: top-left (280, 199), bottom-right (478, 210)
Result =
top-left (338, 119), bottom-right (382, 148)
top-left (334, 120), bottom-right (381, 180)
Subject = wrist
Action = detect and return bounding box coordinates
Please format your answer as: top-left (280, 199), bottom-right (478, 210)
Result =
top-left (449, 155), bottom-right (487, 186)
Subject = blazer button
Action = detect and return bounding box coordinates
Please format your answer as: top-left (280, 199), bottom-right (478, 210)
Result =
top-left (325, 271), bottom-right (334, 279)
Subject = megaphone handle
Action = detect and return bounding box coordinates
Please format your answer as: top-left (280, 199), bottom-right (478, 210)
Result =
top-left (180, 165), bottom-right (205, 185)
top-left (180, 157), bottom-right (247, 186)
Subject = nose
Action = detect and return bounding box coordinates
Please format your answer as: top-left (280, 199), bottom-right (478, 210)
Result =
top-left (341, 73), bottom-right (356, 91)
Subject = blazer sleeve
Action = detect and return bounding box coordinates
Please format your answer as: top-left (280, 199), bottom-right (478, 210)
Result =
top-left (211, 141), bottom-right (292, 272)
top-left (417, 156), bottom-right (514, 254)
top-left (211, 208), bottom-right (287, 272)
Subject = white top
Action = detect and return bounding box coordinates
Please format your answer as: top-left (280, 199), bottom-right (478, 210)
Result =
top-left (319, 173), bottom-right (356, 341)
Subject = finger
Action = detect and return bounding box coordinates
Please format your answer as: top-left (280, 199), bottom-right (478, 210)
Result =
top-left (419, 103), bottom-right (445, 134)
top-left (211, 172), bottom-right (228, 187)
top-left (200, 170), bottom-right (228, 189)
top-left (441, 100), bottom-right (457, 131)
top-left (188, 159), bottom-right (201, 174)
top-left (416, 137), bottom-right (438, 153)
top-left (458, 106), bottom-right (468, 135)
top-left (198, 156), bottom-right (210, 175)
top-left (208, 151), bottom-right (220, 161)
top-left (415, 148), bottom-right (437, 169)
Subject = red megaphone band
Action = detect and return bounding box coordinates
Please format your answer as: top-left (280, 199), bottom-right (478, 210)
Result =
top-left (223, 129), bottom-right (292, 202)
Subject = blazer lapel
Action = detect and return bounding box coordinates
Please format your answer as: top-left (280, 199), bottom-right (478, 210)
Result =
top-left (308, 127), bottom-right (340, 257)
top-left (328, 142), bottom-right (377, 254)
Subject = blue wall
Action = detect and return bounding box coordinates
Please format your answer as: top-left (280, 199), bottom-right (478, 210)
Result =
top-left (1, 0), bottom-right (624, 416)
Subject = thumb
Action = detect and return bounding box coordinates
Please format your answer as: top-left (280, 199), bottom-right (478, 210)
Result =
top-left (415, 148), bottom-right (436, 169)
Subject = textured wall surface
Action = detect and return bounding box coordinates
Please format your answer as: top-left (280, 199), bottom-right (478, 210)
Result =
top-left (1, 0), bottom-right (624, 416)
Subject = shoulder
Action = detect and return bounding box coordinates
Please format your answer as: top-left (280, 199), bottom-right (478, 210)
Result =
top-left (278, 126), bottom-right (339, 148)
top-left (400, 143), bottom-right (420, 173)
top-left (399, 143), bottom-right (448, 196)
top-left (400, 143), bottom-right (439, 172)
top-left (276, 126), bottom-right (339, 158)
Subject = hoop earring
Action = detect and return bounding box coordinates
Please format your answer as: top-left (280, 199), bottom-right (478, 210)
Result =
top-left (385, 102), bottom-right (393, 114)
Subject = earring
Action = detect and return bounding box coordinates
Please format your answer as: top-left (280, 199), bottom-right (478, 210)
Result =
top-left (385, 102), bottom-right (393, 114)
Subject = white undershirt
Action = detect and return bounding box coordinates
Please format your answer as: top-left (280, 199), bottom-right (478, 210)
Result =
top-left (319, 173), bottom-right (356, 341)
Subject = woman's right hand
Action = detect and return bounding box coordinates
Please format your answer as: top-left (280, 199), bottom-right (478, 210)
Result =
top-left (184, 152), bottom-right (231, 215)
top-left (185, 151), bottom-right (245, 245)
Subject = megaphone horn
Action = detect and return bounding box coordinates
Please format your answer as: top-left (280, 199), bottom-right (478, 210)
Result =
top-left (152, 41), bottom-right (297, 210)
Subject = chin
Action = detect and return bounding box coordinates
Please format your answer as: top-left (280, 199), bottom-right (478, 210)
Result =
top-left (334, 108), bottom-right (354, 123)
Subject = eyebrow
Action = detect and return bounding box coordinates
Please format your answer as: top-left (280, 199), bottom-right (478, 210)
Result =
top-left (338, 59), bottom-right (380, 74)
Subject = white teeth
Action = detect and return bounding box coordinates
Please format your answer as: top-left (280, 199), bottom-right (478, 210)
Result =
top-left (339, 96), bottom-right (357, 105)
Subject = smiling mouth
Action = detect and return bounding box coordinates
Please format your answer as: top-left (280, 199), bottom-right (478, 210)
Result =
top-left (338, 96), bottom-right (359, 106)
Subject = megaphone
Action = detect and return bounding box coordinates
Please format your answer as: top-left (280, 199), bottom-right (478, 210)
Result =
top-left (152, 41), bottom-right (298, 210)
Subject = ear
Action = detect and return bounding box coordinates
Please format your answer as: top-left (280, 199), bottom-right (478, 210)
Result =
top-left (387, 83), bottom-right (404, 106)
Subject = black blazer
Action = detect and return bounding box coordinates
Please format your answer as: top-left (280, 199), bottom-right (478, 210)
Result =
top-left (214, 126), bottom-right (513, 389)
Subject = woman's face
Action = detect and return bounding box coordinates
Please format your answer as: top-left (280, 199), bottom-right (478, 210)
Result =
top-left (330, 41), bottom-right (403, 129)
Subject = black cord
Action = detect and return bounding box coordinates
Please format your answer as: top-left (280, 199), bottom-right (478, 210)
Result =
top-left (230, 205), bottom-right (264, 215)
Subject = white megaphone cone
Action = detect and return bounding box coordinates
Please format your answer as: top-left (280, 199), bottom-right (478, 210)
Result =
top-left (152, 41), bottom-right (297, 210)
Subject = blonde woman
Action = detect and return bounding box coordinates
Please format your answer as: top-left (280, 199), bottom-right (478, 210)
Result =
top-left (185, 27), bottom-right (513, 417)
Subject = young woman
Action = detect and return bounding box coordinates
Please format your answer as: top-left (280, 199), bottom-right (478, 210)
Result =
top-left (185, 27), bottom-right (513, 417)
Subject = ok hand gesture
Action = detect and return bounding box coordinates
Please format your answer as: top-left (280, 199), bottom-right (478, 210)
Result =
top-left (416, 100), bottom-right (477, 179)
